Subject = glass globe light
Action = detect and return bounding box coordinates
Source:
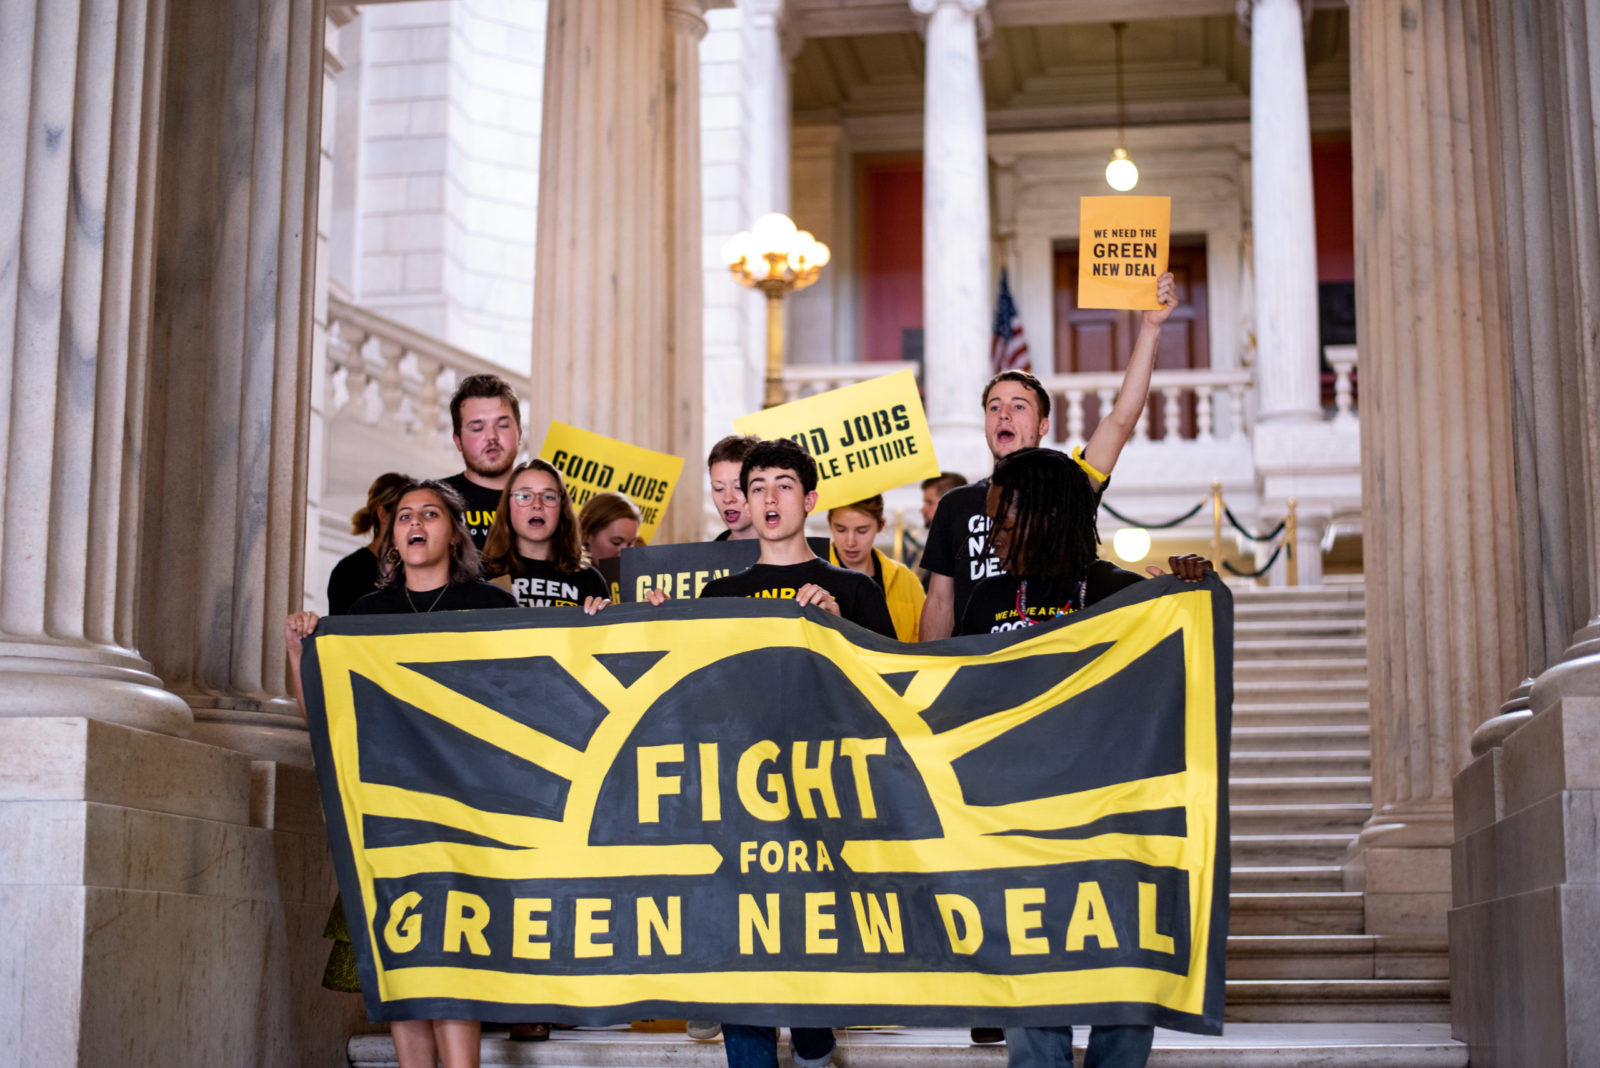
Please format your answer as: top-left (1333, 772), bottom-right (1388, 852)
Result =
top-left (751, 212), bottom-right (798, 256)
top-left (1105, 147), bottom-right (1139, 192)
top-left (721, 231), bottom-right (752, 268)
top-left (1112, 526), bottom-right (1152, 563)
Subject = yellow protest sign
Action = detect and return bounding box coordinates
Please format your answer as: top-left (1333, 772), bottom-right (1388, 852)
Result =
top-left (733, 369), bottom-right (940, 511)
top-left (537, 422), bottom-right (684, 542)
top-left (1077, 196), bottom-right (1171, 310)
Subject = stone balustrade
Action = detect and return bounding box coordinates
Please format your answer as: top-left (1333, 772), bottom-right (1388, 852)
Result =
top-left (1034, 367), bottom-right (1257, 445)
top-left (326, 293), bottom-right (532, 448)
top-left (780, 361), bottom-right (921, 403)
top-left (1324, 344), bottom-right (1359, 427)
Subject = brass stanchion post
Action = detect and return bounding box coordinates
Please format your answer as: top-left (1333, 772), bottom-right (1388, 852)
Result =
top-left (892, 508), bottom-right (906, 565)
top-left (1210, 480), bottom-right (1223, 568)
top-left (1285, 498), bottom-right (1299, 587)
top-left (762, 287), bottom-right (785, 409)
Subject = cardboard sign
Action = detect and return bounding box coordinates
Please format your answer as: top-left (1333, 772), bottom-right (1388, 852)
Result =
top-left (537, 422), bottom-right (684, 543)
top-left (733, 370), bottom-right (940, 512)
top-left (617, 537), bottom-right (832, 603)
top-left (1077, 196), bottom-right (1171, 310)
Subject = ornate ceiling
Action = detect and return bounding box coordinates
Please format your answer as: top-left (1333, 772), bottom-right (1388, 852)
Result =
top-left (791, 8), bottom-right (1351, 133)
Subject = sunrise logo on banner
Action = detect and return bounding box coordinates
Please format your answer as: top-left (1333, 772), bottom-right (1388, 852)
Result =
top-left (301, 575), bottom-right (1232, 1033)
top-left (537, 422), bottom-right (684, 542)
top-left (733, 370), bottom-right (940, 512)
top-left (1078, 196), bottom-right (1171, 310)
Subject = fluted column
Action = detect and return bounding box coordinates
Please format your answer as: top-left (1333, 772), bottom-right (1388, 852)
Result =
top-left (1246, 0), bottom-right (1322, 425)
top-left (1346, 0), bottom-right (1524, 927)
top-left (0, 0), bottom-right (192, 734)
top-left (531, 0), bottom-right (714, 544)
top-left (137, 0), bottom-right (325, 765)
top-left (912, 0), bottom-right (991, 479)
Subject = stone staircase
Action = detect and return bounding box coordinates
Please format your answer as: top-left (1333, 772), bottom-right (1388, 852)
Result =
top-left (1223, 585), bottom-right (1451, 1024)
top-left (349, 583), bottom-right (1467, 1065)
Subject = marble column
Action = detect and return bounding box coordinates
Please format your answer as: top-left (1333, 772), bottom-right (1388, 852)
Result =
top-left (137, 0), bottom-right (326, 766)
top-left (912, 0), bottom-right (992, 480)
top-left (1346, 0), bottom-right (1525, 931)
top-left (1245, 0), bottom-right (1322, 425)
top-left (0, 0), bottom-right (192, 734)
top-left (531, 0), bottom-right (719, 545)
top-left (1449, 2), bottom-right (1600, 1059)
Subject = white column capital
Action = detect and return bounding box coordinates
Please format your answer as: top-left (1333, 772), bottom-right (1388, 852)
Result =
top-left (910, 0), bottom-right (987, 14)
top-left (665, 0), bottom-right (712, 40)
top-left (1235, 0), bottom-right (1313, 35)
top-left (911, 0), bottom-right (991, 40)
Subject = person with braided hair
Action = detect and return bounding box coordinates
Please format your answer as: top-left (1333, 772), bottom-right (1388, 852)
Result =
top-left (956, 446), bottom-right (1209, 1068)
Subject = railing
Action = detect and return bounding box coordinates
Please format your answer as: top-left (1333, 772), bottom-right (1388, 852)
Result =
top-left (1324, 344), bottom-right (1358, 426)
top-left (780, 361), bottom-right (919, 403)
top-left (1033, 368), bottom-right (1256, 444)
top-left (325, 294), bottom-right (530, 445)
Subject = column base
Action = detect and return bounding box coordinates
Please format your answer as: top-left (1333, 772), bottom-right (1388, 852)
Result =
top-left (187, 694), bottom-right (313, 767)
top-left (1528, 618), bottom-right (1600, 713)
top-left (0, 638), bottom-right (193, 736)
top-left (1345, 804), bottom-right (1454, 935)
top-left (0, 717), bottom-right (364, 1064)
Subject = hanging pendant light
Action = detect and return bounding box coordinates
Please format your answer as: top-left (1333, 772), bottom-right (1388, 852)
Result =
top-left (1105, 22), bottom-right (1139, 191)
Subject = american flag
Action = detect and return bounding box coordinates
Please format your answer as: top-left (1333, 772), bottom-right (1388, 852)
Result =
top-left (990, 268), bottom-right (1031, 374)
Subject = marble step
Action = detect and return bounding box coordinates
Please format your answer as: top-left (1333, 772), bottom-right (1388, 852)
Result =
top-left (1224, 935), bottom-right (1448, 981)
top-left (1229, 776), bottom-right (1373, 805)
top-left (1228, 891), bottom-right (1366, 935)
top-left (1224, 980), bottom-right (1452, 1023)
top-left (1232, 724), bottom-right (1369, 751)
top-left (1234, 658), bottom-right (1368, 682)
top-left (1234, 678), bottom-right (1370, 705)
top-left (1235, 618), bottom-right (1366, 639)
top-left (1234, 636), bottom-right (1368, 660)
top-left (1232, 703), bottom-right (1370, 728)
top-left (1230, 750), bottom-right (1370, 778)
top-left (1228, 865), bottom-right (1346, 893)
top-left (350, 1023), bottom-right (1466, 1067)
top-left (1231, 585), bottom-right (1365, 605)
top-left (1231, 833), bottom-right (1355, 866)
top-left (1229, 803), bottom-right (1372, 835)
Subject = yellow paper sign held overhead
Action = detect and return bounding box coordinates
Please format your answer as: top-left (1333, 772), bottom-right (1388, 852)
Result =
top-left (733, 369), bottom-right (940, 512)
top-left (1078, 196), bottom-right (1171, 310)
top-left (538, 422), bottom-right (685, 542)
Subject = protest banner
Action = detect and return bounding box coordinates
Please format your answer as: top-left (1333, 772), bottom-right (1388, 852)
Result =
top-left (1077, 196), bottom-right (1171, 310)
top-left (538, 422), bottom-right (684, 542)
top-left (733, 370), bottom-right (940, 512)
top-left (301, 576), bottom-right (1232, 1032)
top-left (616, 538), bottom-right (833, 602)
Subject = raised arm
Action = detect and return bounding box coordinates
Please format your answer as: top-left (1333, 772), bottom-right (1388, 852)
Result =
top-left (1081, 271), bottom-right (1178, 476)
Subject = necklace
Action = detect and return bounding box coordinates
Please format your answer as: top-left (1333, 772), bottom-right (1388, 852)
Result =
top-left (405, 584), bottom-right (449, 613)
top-left (1014, 576), bottom-right (1089, 625)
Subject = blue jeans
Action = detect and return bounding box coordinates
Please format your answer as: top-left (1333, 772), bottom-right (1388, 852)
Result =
top-left (722, 1024), bottom-right (835, 1068)
top-left (1003, 1025), bottom-right (1154, 1068)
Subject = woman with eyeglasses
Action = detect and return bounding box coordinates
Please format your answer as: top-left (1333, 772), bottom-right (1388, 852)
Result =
top-left (483, 459), bottom-right (610, 611)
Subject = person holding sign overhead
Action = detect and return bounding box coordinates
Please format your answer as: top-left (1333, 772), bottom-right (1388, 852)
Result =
top-left (918, 272), bottom-right (1178, 642)
top-left (482, 459), bottom-right (610, 610)
top-left (827, 494), bottom-right (924, 641)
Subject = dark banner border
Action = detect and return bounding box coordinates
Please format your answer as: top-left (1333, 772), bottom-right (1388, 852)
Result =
top-left (302, 573), bottom-right (1232, 1032)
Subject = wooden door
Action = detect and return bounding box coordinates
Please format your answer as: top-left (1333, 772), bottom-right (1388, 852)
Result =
top-left (1053, 240), bottom-right (1210, 440)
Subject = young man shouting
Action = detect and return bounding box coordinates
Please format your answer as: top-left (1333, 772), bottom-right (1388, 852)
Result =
top-left (442, 373), bottom-right (523, 549)
top-left (707, 434), bottom-right (761, 542)
top-left (698, 437), bottom-right (894, 1068)
top-left (919, 272), bottom-right (1178, 641)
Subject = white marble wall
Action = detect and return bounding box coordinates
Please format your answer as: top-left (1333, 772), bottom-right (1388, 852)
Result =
top-left (350, 0), bottom-right (547, 375)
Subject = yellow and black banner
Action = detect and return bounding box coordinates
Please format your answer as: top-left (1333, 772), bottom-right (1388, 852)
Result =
top-left (302, 575), bottom-right (1232, 1033)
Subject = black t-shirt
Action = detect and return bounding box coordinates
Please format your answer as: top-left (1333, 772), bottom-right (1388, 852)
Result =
top-left (326, 546), bottom-right (380, 616)
top-left (503, 556), bottom-right (610, 608)
top-left (350, 579), bottom-right (516, 615)
top-left (701, 557), bottom-right (897, 638)
top-left (922, 453), bottom-right (1108, 618)
top-left (957, 560), bottom-right (1143, 636)
top-left (920, 481), bottom-right (997, 618)
top-left (442, 473), bottom-right (504, 550)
